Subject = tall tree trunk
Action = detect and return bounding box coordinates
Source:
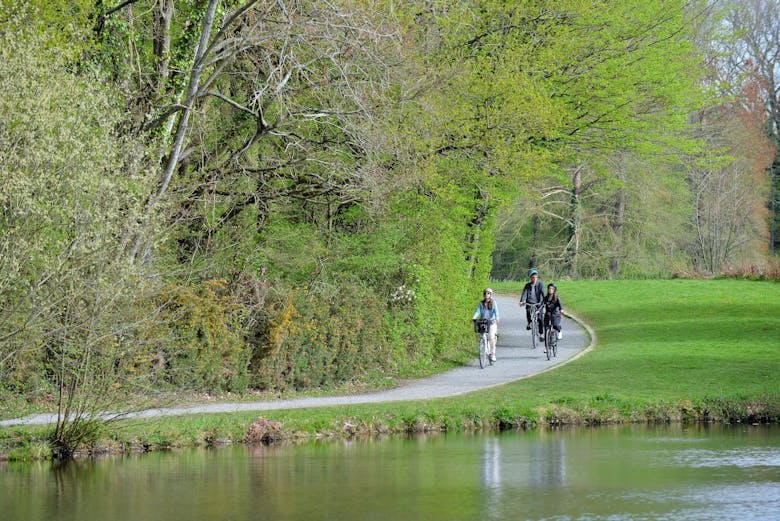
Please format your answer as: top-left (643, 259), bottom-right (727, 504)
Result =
top-left (566, 165), bottom-right (584, 278)
top-left (530, 215), bottom-right (540, 270)
top-left (610, 186), bottom-right (625, 277)
top-left (467, 191), bottom-right (490, 279)
top-left (130, 0), bottom-right (219, 262)
top-left (771, 156), bottom-right (780, 252)
top-left (767, 64), bottom-right (780, 253)
top-left (155, 0), bottom-right (219, 202)
top-left (152, 0), bottom-right (174, 98)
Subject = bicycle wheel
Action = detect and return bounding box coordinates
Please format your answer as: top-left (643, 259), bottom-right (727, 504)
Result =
top-left (552, 332), bottom-right (558, 358)
top-left (530, 313), bottom-right (538, 349)
top-left (545, 328), bottom-right (554, 360)
top-left (479, 334), bottom-right (487, 369)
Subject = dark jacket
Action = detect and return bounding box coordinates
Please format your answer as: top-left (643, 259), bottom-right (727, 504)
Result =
top-left (544, 294), bottom-right (563, 315)
top-left (520, 280), bottom-right (545, 304)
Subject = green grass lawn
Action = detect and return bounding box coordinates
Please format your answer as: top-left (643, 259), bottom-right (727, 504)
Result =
top-left (485, 278), bottom-right (779, 409)
top-left (2, 279), bottom-right (779, 459)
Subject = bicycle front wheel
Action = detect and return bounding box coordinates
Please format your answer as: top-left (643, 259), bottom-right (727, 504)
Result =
top-left (545, 329), bottom-right (554, 360)
top-left (479, 335), bottom-right (487, 369)
top-left (530, 318), bottom-right (538, 349)
top-left (552, 332), bottom-right (558, 358)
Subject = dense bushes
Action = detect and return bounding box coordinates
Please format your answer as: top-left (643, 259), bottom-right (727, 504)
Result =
top-left (251, 283), bottom-right (392, 391)
top-left (146, 280), bottom-right (251, 393)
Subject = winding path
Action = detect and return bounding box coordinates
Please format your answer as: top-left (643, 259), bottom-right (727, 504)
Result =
top-left (0, 295), bottom-right (594, 426)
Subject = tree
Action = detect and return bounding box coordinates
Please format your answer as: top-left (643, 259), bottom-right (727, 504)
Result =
top-left (0, 20), bottom-right (155, 456)
top-left (713, 0), bottom-right (780, 252)
top-left (687, 84), bottom-right (774, 272)
top-left (478, 0), bottom-right (709, 278)
top-left (90, 0), bottom-right (403, 261)
top-left (493, 152), bottom-right (694, 279)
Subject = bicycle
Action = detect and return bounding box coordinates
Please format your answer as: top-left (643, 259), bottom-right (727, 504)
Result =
top-left (525, 303), bottom-right (543, 350)
top-left (544, 319), bottom-right (559, 360)
top-left (474, 319), bottom-right (492, 369)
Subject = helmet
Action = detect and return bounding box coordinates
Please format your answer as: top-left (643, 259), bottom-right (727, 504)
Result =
top-left (483, 288), bottom-right (494, 296)
top-left (548, 282), bottom-right (556, 289)
top-left (528, 269), bottom-right (538, 276)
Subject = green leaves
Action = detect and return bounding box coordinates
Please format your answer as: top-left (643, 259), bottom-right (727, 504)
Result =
top-left (0, 29), bottom-right (152, 403)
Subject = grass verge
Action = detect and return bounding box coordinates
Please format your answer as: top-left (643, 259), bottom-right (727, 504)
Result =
top-left (2, 279), bottom-right (778, 460)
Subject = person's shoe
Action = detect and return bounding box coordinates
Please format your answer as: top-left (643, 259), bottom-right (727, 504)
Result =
top-left (526, 324), bottom-right (531, 330)
top-left (490, 355), bottom-right (496, 362)
top-left (539, 335), bottom-right (545, 342)
top-left (557, 331), bottom-right (563, 340)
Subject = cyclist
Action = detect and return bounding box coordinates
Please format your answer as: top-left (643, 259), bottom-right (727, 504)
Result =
top-left (472, 288), bottom-right (500, 362)
top-left (543, 282), bottom-right (564, 340)
top-left (519, 269), bottom-right (545, 342)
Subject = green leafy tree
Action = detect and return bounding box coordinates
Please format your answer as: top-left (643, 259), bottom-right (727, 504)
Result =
top-left (0, 20), bottom-right (154, 455)
top-left (487, 0), bottom-right (710, 278)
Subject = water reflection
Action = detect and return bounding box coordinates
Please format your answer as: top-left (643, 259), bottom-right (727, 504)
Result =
top-left (481, 431), bottom-right (567, 492)
top-left (531, 430), bottom-right (567, 489)
top-left (2, 424), bottom-right (779, 521)
top-left (480, 436), bottom-right (503, 520)
top-left (481, 436), bottom-right (502, 491)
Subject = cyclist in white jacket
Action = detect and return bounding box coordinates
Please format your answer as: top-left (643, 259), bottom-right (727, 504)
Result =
top-left (472, 288), bottom-right (500, 362)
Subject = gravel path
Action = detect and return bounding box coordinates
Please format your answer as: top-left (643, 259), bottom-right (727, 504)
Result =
top-left (0, 295), bottom-right (594, 426)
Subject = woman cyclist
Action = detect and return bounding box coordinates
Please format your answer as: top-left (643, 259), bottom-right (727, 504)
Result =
top-left (472, 288), bottom-right (500, 362)
top-left (543, 283), bottom-right (564, 340)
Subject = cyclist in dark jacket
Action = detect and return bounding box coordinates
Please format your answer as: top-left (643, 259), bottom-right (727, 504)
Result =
top-left (519, 269), bottom-right (545, 341)
top-left (543, 283), bottom-right (564, 340)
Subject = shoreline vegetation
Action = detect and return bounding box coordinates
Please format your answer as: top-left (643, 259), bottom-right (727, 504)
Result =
top-left (2, 278), bottom-right (779, 461)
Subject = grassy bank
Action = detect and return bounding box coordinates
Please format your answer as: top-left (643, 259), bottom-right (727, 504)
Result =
top-left (2, 279), bottom-right (778, 460)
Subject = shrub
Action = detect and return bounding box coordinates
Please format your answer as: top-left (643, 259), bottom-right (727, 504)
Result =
top-left (721, 257), bottom-right (780, 281)
top-left (147, 280), bottom-right (251, 392)
top-left (251, 283), bottom-right (390, 391)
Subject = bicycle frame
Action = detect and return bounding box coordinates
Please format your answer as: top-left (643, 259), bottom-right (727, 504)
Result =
top-left (474, 319), bottom-right (491, 369)
top-left (545, 324), bottom-right (557, 360)
top-left (527, 303), bottom-right (543, 350)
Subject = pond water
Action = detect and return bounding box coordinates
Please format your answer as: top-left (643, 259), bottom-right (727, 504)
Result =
top-left (3, 424), bottom-right (779, 520)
